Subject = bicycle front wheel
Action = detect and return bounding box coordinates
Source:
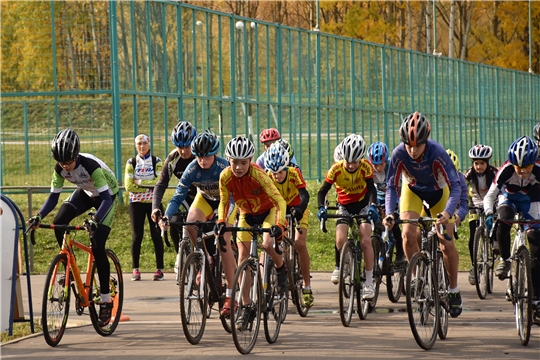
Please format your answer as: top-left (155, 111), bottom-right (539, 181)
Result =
top-left (436, 251), bottom-right (449, 340)
top-left (263, 259), bottom-right (285, 344)
top-left (88, 249), bottom-right (124, 337)
top-left (42, 253), bottom-right (71, 347)
top-left (513, 246), bottom-right (533, 346)
top-left (386, 255), bottom-right (405, 303)
top-left (292, 249), bottom-right (309, 317)
top-left (406, 252), bottom-right (439, 350)
top-left (338, 241), bottom-right (355, 327)
top-left (231, 259), bottom-right (262, 355)
top-left (175, 238), bottom-right (192, 285)
top-left (473, 225), bottom-right (490, 299)
top-left (368, 235), bottom-right (383, 312)
top-left (179, 252), bottom-right (207, 345)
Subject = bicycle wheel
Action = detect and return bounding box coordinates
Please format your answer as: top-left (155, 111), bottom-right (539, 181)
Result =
top-left (513, 246), bottom-right (533, 346)
top-left (338, 241), bottom-right (355, 327)
top-left (263, 259), bottom-right (284, 344)
top-left (473, 225), bottom-right (489, 299)
top-left (88, 249), bottom-right (124, 337)
top-left (436, 251), bottom-right (449, 340)
top-left (176, 238), bottom-right (192, 285)
top-left (179, 252), bottom-right (207, 344)
top-left (42, 254), bottom-right (70, 347)
top-left (357, 266), bottom-right (369, 320)
top-left (487, 235), bottom-right (495, 294)
top-left (368, 235), bottom-right (383, 312)
top-left (231, 259), bottom-right (262, 355)
top-left (386, 249), bottom-right (405, 303)
top-left (213, 254), bottom-right (233, 334)
top-left (292, 249), bottom-right (309, 317)
top-left (406, 251), bottom-right (439, 350)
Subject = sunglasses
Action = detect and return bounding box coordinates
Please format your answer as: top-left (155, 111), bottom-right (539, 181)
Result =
top-left (513, 164), bottom-right (534, 171)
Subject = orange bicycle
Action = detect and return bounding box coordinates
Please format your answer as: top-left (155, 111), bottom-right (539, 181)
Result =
top-left (27, 218), bottom-right (123, 347)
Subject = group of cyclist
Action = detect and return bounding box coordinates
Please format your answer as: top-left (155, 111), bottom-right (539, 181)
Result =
top-left (27, 111), bottom-right (540, 330)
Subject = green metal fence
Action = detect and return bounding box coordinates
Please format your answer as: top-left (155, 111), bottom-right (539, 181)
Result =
top-left (2, 0), bottom-right (539, 189)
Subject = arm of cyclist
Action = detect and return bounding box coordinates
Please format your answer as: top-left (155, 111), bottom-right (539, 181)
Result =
top-left (151, 155), bottom-right (173, 222)
top-left (317, 181), bottom-right (333, 220)
top-left (454, 172), bottom-right (469, 227)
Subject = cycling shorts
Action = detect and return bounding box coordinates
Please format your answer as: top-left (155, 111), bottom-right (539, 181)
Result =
top-left (191, 193), bottom-right (237, 224)
top-left (401, 185), bottom-right (454, 224)
top-left (237, 208), bottom-right (276, 243)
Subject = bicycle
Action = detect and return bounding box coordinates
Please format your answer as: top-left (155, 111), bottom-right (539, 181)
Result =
top-left (282, 215), bottom-right (310, 318)
top-left (221, 224), bottom-right (286, 355)
top-left (320, 213), bottom-right (377, 326)
top-left (26, 218), bottom-right (123, 347)
top-left (377, 225), bottom-right (406, 303)
top-left (493, 217), bottom-right (538, 346)
top-left (469, 205), bottom-right (495, 299)
top-left (398, 216), bottom-right (450, 350)
top-left (176, 219), bottom-right (233, 344)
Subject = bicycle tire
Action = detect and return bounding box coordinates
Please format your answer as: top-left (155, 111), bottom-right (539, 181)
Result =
top-left (436, 251), bottom-right (449, 340)
top-left (386, 249), bottom-right (405, 303)
top-left (213, 253), bottom-right (232, 334)
top-left (263, 258), bottom-right (284, 344)
top-left (292, 249), bottom-right (309, 317)
top-left (179, 252), bottom-right (207, 344)
top-left (88, 249), bottom-right (124, 337)
top-left (473, 225), bottom-right (489, 299)
top-left (42, 253), bottom-right (70, 347)
top-left (231, 258), bottom-right (262, 355)
top-left (406, 252), bottom-right (439, 350)
top-left (514, 246), bottom-right (533, 346)
top-left (176, 238), bottom-right (192, 285)
top-left (338, 241), bottom-right (355, 327)
top-left (368, 235), bottom-right (383, 312)
top-left (357, 263), bottom-right (369, 320)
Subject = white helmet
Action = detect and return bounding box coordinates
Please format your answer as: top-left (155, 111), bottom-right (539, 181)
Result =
top-left (264, 142), bottom-right (290, 173)
top-left (341, 134), bottom-right (366, 163)
top-left (225, 136), bottom-right (255, 160)
top-left (334, 142), bottom-right (344, 162)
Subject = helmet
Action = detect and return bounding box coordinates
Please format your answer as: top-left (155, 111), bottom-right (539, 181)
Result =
top-left (468, 144), bottom-right (493, 160)
top-left (191, 130), bottom-right (219, 157)
top-left (367, 141), bottom-right (389, 165)
top-left (264, 142), bottom-right (290, 173)
top-left (446, 149), bottom-right (461, 172)
top-left (51, 128), bottom-right (80, 163)
top-left (333, 142), bottom-right (343, 162)
top-left (534, 123), bottom-right (540, 142)
top-left (277, 138), bottom-right (294, 159)
top-left (508, 136), bottom-right (538, 167)
top-left (259, 128), bottom-right (280, 143)
top-left (225, 136), bottom-right (255, 160)
top-left (171, 121), bottom-right (196, 148)
top-left (399, 112), bottom-right (431, 146)
top-left (341, 134), bottom-right (366, 163)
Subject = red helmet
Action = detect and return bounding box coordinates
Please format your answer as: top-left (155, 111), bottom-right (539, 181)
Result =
top-left (399, 112), bottom-right (431, 147)
top-left (259, 128), bottom-right (280, 143)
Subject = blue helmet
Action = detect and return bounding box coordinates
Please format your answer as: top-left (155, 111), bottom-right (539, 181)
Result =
top-left (191, 130), bottom-right (219, 157)
top-left (508, 136), bottom-right (538, 167)
top-left (171, 121), bottom-right (197, 148)
top-left (264, 142), bottom-right (289, 173)
top-left (367, 141), bottom-right (389, 165)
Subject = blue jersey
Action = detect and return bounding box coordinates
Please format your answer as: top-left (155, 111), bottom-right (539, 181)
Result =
top-left (385, 139), bottom-right (461, 216)
top-left (165, 156), bottom-right (230, 219)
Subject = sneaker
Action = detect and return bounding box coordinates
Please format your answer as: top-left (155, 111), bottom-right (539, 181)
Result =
top-left (235, 307), bottom-right (249, 331)
top-left (331, 268), bottom-right (340, 285)
top-left (505, 287), bottom-right (512, 301)
top-left (448, 291), bottom-right (463, 318)
top-left (276, 263), bottom-right (288, 295)
top-left (394, 254), bottom-right (407, 268)
top-left (468, 268), bottom-right (476, 286)
top-left (131, 269), bottom-right (141, 281)
top-left (153, 269), bottom-right (164, 281)
top-left (495, 260), bottom-right (511, 280)
top-left (362, 283), bottom-right (375, 300)
top-left (492, 239), bottom-right (500, 255)
top-left (220, 297), bottom-right (237, 317)
top-left (98, 301), bottom-right (113, 327)
top-left (302, 289), bottom-right (314, 308)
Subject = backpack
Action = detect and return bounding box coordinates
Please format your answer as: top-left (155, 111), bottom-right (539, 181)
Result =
top-left (131, 155), bottom-right (158, 178)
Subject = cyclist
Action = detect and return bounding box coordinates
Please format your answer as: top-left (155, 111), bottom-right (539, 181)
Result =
top-left (367, 141), bottom-right (406, 266)
top-left (317, 134), bottom-right (378, 299)
top-left (151, 121), bottom-right (197, 273)
top-left (534, 123), bottom-right (540, 149)
top-left (382, 112), bottom-right (463, 318)
top-left (464, 144), bottom-right (498, 285)
top-left (125, 134), bottom-right (164, 281)
top-left (264, 142), bottom-right (314, 307)
top-left (215, 136), bottom-right (288, 327)
top-left (27, 128), bottom-right (119, 327)
top-left (483, 136), bottom-right (540, 321)
top-left (255, 128), bottom-right (298, 168)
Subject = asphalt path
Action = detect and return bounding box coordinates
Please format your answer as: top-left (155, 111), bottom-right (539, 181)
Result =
top-left (2, 271), bottom-right (539, 359)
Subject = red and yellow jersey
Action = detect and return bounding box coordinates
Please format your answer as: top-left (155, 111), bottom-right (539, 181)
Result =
top-left (325, 159), bottom-right (374, 205)
top-left (218, 164), bottom-right (286, 225)
top-left (267, 167), bottom-right (306, 207)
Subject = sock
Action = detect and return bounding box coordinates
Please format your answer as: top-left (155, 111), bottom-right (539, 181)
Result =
top-left (303, 286), bottom-right (311, 291)
top-left (226, 288), bottom-right (232, 297)
top-left (101, 293), bottom-right (111, 303)
top-left (365, 270), bottom-right (373, 286)
top-left (449, 287), bottom-right (459, 294)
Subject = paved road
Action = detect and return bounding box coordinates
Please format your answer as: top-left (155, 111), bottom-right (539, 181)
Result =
top-left (2, 271), bottom-right (539, 359)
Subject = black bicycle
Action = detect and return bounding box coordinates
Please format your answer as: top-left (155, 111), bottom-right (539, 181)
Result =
top-left (469, 205), bottom-right (495, 299)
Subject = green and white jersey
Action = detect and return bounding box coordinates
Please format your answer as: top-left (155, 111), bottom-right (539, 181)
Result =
top-left (51, 153), bottom-right (119, 197)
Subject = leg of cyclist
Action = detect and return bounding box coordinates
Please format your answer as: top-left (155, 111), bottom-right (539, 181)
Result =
top-left (391, 219), bottom-right (406, 265)
top-left (468, 215), bottom-right (479, 285)
top-left (219, 206), bottom-right (238, 316)
top-left (360, 221), bottom-right (375, 299)
top-left (495, 203), bottom-right (515, 278)
top-left (295, 210), bottom-right (313, 306)
top-left (129, 202), bottom-right (148, 281)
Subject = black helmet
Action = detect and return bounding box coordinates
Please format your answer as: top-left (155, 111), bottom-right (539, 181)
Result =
top-left (191, 130), bottom-right (220, 157)
top-left (171, 121), bottom-right (197, 148)
top-left (51, 128), bottom-right (80, 163)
